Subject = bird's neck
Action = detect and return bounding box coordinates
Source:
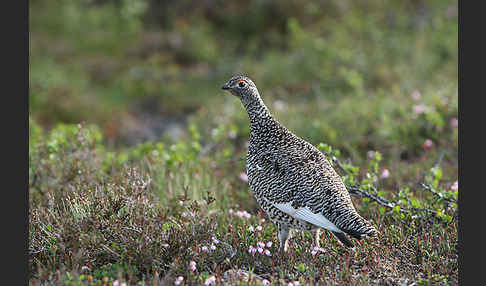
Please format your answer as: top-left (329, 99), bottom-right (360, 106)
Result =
top-left (241, 93), bottom-right (273, 127)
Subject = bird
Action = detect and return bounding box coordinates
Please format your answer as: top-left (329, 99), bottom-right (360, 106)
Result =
top-left (221, 75), bottom-right (378, 254)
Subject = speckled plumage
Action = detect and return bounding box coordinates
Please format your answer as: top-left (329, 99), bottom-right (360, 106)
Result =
top-left (221, 75), bottom-right (378, 252)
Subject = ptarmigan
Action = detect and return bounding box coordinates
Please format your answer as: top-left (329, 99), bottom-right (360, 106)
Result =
top-left (221, 75), bottom-right (378, 253)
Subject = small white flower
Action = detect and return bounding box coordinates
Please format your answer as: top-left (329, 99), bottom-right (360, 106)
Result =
top-left (257, 247), bottom-right (264, 254)
top-left (201, 246), bottom-right (208, 252)
top-left (423, 139), bottom-right (434, 149)
top-left (451, 180), bottom-right (458, 191)
top-left (257, 242), bottom-right (265, 248)
top-left (212, 237), bottom-right (220, 244)
top-left (367, 151), bottom-right (376, 159)
top-left (178, 200), bottom-right (184, 206)
top-left (256, 225), bottom-right (263, 231)
top-left (237, 210), bottom-right (252, 219)
top-left (229, 209), bottom-right (233, 215)
top-left (380, 169), bottom-right (390, 179)
top-left (262, 279), bottom-right (270, 285)
top-left (239, 172), bottom-right (248, 182)
top-left (411, 90), bottom-right (421, 100)
top-left (204, 276), bottom-right (216, 285)
top-left (175, 276), bottom-right (184, 285)
top-left (248, 226), bottom-right (255, 232)
top-left (413, 104), bottom-right (427, 115)
top-left (189, 261), bottom-right (197, 271)
top-left (210, 244), bottom-right (216, 251)
top-left (264, 249), bottom-right (272, 256)
top-left (450, 118), bottom-right (458, 128)
top-left (243, 211), bottom-right (251, 219)
top-left (266, 241), bottom-right (273, 248)
top-left (113, 280), bottom-right (119, 286)
top-left (261, 218), bottom-right (266, 223)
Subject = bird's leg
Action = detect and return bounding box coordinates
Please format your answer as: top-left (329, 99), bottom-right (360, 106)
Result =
top-left (312, 228), bottom-right (326, 253)
top-left (278, 223), bottom-right (291, 254)
top-left (313, 228), bottom-right (321, 248)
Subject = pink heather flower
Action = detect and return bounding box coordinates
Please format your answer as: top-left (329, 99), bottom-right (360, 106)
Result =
top-left (261, 218), bottom-right (266, 223)
top-left (239, 172), bottom-right (249, 182)
top-left (201, 246), bottom-right (208, 252)
top-left (264, 249), bottom-right (272, 256)
top-left (212, 237), bottom-right (220, 244)
top-left (367, 151), bottom-right (376, 159)
top-left (204, 276), bottom-right (216, 286)
top-left (380, 169), bottom-right (390, 179)
top-left (311, 246), bottom-right (319, 256)
top-left (413, 104), bottom-right (427, 115)
top-left (451, 180), bottom-right (458, 191)
top-left (248, 245), bottom-right (257, 255)
top-left (370, 174), bottom-right (378, 183)
top-left (243, 211), bottom-right (251, 219)
top-left (189, 261), bottom-right (197, 271)
top-left (248, 226), bottom-right (255, 232)
top-left (210, 244), bottom-right (216, 251)
top-left (266, 241), bottom-right (273, 248)
top-left (121, 283), bottom-right (127, 286)
top-left (229, 209), bottom-right (233, 215)
top-left (81, 266), bottom-right (90, 271)
top-left (411, 90), bottom-right (421, 100)
top-left (293, 281), bottom-right (300, 286)
top-left (175, 276), bottom-right (184, 285)
top-left (256, 225), bottom-right (263, 231)
top-left (257, 247), bottom-right (264, 254)
top-left (257, 242), bottom-right (265, 248)
top-left (262, 279), bottom-right (270, 285)
top-left (423, 139), bottom-right (434, 149)
top-left (113, 281), bottom-right (119, 286)
top-left (178, 200), bottom-right (184, 206)
top-left (450, 117), bottom-right (458, 128)
top-left (236, 210), bottom-right (251, 219)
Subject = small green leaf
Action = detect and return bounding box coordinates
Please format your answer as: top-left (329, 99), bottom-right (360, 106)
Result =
top-left (295, 263), bottom-right (307, 272)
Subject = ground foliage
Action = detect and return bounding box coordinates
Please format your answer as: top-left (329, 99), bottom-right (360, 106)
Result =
top-left (29, 0), bottom-right (457, 285)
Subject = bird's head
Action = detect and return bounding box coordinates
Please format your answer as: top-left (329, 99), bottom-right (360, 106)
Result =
top-left (221, 75), bottom-right (259, 100)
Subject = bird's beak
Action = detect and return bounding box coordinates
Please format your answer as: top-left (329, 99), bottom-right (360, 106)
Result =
top-left (221, 83), bottom-right (230, 90)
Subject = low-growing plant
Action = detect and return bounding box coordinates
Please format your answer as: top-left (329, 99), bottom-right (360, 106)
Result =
top-left (29, 122), bottom-right (457, 285)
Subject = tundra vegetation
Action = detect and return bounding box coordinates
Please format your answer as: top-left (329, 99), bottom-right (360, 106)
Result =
top-left (29, 0), bottom-right (458, 285)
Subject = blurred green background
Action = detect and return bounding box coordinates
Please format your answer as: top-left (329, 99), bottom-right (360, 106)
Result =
top-left (29, 0), bottom-right (457, 179)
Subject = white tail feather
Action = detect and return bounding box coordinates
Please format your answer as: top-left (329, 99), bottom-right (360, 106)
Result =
top-left (270, 200), bottom-right (342, 233)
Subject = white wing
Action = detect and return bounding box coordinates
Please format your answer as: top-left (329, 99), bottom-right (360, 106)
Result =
top-left (268, 199), bottom-right (342, 233)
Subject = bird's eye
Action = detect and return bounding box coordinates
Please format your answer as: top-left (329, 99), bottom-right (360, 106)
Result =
top-left (238, 81), bottom-right (246, 88)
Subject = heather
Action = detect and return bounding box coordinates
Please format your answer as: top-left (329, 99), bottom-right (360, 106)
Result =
top-left (29, 0), bottom-right (458, 284)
